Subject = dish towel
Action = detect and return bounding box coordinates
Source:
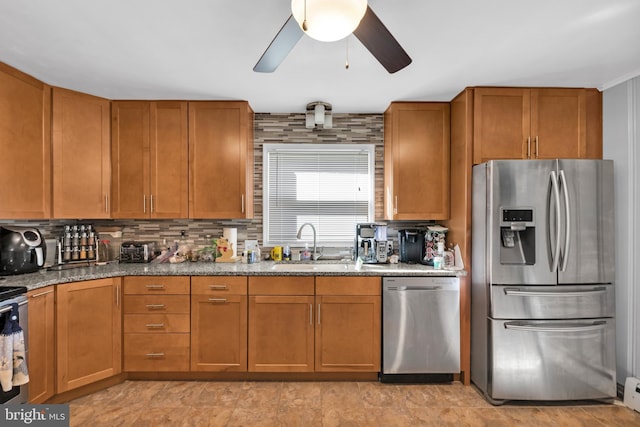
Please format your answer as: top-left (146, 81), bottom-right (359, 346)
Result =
top-left (0, 303), bottom-right (29, 392)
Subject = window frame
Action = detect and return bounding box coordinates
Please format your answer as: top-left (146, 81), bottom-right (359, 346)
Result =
top-left (262, 143), bottom-right (375, 247)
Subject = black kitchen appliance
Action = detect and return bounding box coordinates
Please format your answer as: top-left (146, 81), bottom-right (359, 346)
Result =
top-left (398, 229), bottom-right (426, 264)
top-left (0, 226), bottom-right (46, 275)
top-left (120, 241), bottom-right (157, 263)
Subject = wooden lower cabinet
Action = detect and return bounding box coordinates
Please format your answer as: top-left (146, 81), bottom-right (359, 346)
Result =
top-left (191, 276), bottom-right (248, 372)
top-left (248, 276), bottom-right (381, 373)
top-left (123, 276), bottom-right (190, 372)
top-left (27, 287), bottom-right (56, 403)
top-left (315, 277), bottom-right (381, 372)
top-left (248, 277), bottom-right (315, 372)
top-left (56, 278), bottom-right (122, 393)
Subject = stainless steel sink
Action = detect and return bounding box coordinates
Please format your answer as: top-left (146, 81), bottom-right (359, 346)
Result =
top-left (270, 263), bottom-right (352, 271)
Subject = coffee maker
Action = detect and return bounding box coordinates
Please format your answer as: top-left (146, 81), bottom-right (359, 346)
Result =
top-left (355, 223), bottom-right (389, 264)
top-left (398, 229), bottom-right (426, 264)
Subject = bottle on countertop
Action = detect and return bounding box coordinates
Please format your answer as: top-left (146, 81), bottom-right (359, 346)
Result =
top-left (433, 242), bottom-right (444, 270)
top-left (283, 244), bottom-right (291, 261)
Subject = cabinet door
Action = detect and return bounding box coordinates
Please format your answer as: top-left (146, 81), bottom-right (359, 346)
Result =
top-left (27, 287), bottom-right (55, 403)
top-left (149, 101), bottom-right (188, 218)
top-left (191, 294), bottom-right (247, 372)
top-left (111, 101), bottom-right (149, 218)
top-left (189, 101), bottom-right (254, 219)
top-left (248, 295), bottom-right (314, 372)
top-left (531, 88), bottom-right (587, 159)
top-left (56, 278), bottom-right (122, 393)
top-left (473, 88), bottom-right (531, 164)
top-left (52, 88), bottom-right (110, 218)
top-left (0, 63), bottom-right (51, 219)
top-left (315, 295), bottom-right (380, 372)
top-left (384, 102), bottom-right (450, 220)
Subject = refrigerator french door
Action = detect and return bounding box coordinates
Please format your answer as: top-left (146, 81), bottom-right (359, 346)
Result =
top-left (471, 159), bottom-right (616, 404)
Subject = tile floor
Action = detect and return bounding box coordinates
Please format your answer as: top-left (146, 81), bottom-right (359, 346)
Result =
top-left (68, 380), bottom-right (640, 426)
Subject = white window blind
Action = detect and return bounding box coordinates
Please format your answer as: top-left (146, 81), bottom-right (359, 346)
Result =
top-left (263, 144), bottom-right (374, 246)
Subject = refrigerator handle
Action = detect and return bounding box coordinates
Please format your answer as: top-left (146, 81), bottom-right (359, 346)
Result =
top-left (559, 170), bottom-right (571, 272)
top-left (549, 171), bottom-right (561, 272)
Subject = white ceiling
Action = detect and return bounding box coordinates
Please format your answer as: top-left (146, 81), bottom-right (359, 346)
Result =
top-left (1, 0), bottom-right (639, 113)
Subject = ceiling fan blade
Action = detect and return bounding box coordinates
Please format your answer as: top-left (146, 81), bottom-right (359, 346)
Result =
top-left (353, 6), bottom-right (412, 73)
top-left (254, 15), bottom-right (304, 73)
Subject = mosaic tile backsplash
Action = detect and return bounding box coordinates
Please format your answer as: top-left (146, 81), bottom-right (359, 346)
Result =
top-left (2, 113), bottom-right (434, 255)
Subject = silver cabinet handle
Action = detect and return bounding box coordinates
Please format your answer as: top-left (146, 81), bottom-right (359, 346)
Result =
top-left (145, 304), bottom-right (165, 310)
top-left (309, 304), bottom-right (313, 325)
top-left (535, 136), bottom-right (539, 158)
top-left (146, 285), bottom-right (165, 290)
top-left (105, 195), bottom-right (109, 213)
top-left (116, 285), bottom-right (120, 308)
top-left (143, 194), bottom-right (147, 213)
top-left (317, 303), bottom-right (321, 325)
top-left (241, 194), bottom-right (245, 213)
top-left (208, 298), bottom-right (227, 303)
top-left (146, 353), bottom-right (165, 358)
top-left (30, 289), bottom-right (54, 298)
top-left (394, 195), bottom-right (398, 215)
top-left (150, 194), bottom-right (154, 213)
top-left (209, 285), bottom-right (227, 290)
top-left (527, 136), bottom-right (531, 159)
top-left (145, 324), bottom-right (165, 329)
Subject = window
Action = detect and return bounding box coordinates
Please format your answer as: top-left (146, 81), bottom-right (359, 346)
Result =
top-left (263, 143), bottom-right (375, 246)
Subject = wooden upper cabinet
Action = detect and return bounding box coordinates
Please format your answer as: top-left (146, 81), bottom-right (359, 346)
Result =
top-left (0, 63), bottom-right (51, 219)
top-left (384, 102), bottom-right (450, 220)
top-left (189, 101), bottom-right (254, 219)
top-left (52, 88), bottom-right (111, 218)
top-left (473, 87), bottom-right (602, 164)
top-left (111, 101), bottom-right (188, 218)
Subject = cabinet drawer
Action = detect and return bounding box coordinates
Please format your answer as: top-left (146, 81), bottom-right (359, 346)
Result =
top-left (124, 276), bottom-right (190, 295)
top-left (316, 276), bottom-right (381, 296)
top-left (124, 333), bottom-right (190, 372)
top-left (124, 314), bottom-right (190, 333)
top-left (249, 276), bottom-right (314, 295)
top-left (124, 295), bottom-right (190, 314)
top-left (191, 276), bottom-right (247, 295)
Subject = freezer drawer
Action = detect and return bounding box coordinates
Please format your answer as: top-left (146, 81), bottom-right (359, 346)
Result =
top-left (491, 284), bottom-right (614, 320)
top-left (382, 277), bottom-right (460, 374)
top-left (489, 318), bottom-right (616, 401)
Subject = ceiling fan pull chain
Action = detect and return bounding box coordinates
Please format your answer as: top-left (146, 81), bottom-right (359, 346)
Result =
top-left (345, 37), bottom-right (350, 69)
top-left (302, 0), bottom-right (308, 31)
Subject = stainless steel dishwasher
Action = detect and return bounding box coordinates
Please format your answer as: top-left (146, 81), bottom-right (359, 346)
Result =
top-left (381, 276), bottom-right (460, 383)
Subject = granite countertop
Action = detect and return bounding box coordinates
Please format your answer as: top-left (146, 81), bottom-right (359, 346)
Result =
top-left (0, 260), bottom-right (466, 292)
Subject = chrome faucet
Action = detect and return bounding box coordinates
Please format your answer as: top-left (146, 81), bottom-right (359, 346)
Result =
top-left (296, 222), bottom-right (317, 261)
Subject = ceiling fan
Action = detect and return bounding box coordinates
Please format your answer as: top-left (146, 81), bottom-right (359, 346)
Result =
top-left (254, 0), bottom-right (412, 74)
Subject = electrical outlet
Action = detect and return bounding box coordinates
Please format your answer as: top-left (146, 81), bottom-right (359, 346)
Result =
top-left (624, 377), bottom-right (640, 412)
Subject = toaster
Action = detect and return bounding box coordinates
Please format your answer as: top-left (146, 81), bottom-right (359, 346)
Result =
top-left (119, 241), bottom-right (157, 263)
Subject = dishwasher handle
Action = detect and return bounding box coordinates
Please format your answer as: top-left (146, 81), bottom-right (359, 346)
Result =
top-left (386, 286), bottom-right (443, 291)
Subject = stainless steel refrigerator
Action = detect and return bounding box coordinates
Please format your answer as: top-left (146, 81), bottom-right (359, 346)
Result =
top-left (471, 159), bottom-right (616, 404)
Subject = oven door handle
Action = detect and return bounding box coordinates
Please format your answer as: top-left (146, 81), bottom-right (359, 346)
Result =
top-left (0, 300), bottom-right (28, 315)
top-left (504, 320), bottom-right (608, 333)
top-left (504, 286), bottom-right (607, 297)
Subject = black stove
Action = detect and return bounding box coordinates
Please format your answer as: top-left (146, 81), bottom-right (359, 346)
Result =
top-left (0, 286), bottom-right (28, 301)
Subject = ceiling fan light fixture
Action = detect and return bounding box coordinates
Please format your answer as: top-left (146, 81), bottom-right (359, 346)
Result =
top-left (291, 0), bottom-right (367, 42)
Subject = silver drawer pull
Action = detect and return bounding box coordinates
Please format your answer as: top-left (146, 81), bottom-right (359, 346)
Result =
top-left (504, 321), bottom-right (608, 333)
top-left (145, 324), bottom-right (165, 329)
top-left (209, 285), bottom-right (228, 290)
top-left (146, 285), bottom-right (165, 290)
top-left (208, 298), bottom-right (227, 303)
top-left (145, 353), bottom-right (165, 358)
top-left (504, 287), bottom-right (606, 297)
top-left (145, 304), bottom-right (166, 310)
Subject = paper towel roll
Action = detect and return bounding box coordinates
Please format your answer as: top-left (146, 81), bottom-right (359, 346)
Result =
top-left (223, 228), bottom-right (238, 257)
